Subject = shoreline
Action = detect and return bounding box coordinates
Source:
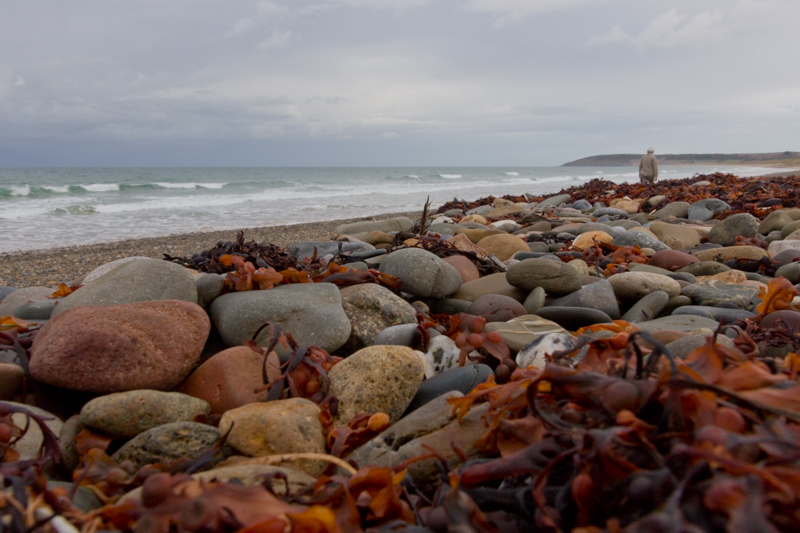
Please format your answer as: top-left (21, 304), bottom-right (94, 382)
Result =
top-left (0, 210), bottom-right (422, 288)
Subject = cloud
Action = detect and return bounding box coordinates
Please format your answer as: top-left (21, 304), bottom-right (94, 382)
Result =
top-left (466, 0), bottom-right (601, 26)
top-left (256, 30), bottom-right (294, 51)
top-left (587, 0), bottom-right (776, 50)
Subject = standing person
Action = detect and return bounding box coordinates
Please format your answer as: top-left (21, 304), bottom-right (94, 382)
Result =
top-left (639, 147), bottom-right (659, 185)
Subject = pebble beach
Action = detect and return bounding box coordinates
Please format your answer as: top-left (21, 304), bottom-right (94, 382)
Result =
top-left (5, 171), bottom-right (800, 531)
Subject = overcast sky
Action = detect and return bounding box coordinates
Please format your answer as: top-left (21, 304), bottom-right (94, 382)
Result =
top-left (1, 0), bottom-right (798, 167)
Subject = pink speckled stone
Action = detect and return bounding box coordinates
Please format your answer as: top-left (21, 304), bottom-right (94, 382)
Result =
top-left (30, 300), bottom-right (209, 393)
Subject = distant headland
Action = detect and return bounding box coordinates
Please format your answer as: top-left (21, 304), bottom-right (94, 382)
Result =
top-left (562, 151), bottom-right (800, 167)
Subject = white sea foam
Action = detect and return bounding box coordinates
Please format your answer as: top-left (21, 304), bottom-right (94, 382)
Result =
top-left (81, 183), bottom-right (120, 192)
top-left (504, 172), bottom-right (520, 176)
top-left (154, 182), bottom-right (226, 189)
top-left (10, 185), bottom-right (31, 196)
top-left (439, 174), bottom-right (462, 179)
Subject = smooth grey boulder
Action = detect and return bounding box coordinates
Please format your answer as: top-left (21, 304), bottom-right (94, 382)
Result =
top-left (672, 305), bottom-right (755, 323)
top-left (620, 291), bottom-right (670, 323)
top-left (654, 202), bottom-right (690, 220)
top-left (611, 231), bottom-right (669, 251)
top-left (336, 217), bottom-right (413, 237)
top-left (538, 194), bottom-right (571, 208)
top-left (707, 213), bottom-right (759, 246)
top-left (687, 199), bottom-right (731, 222)
top-left (759, 210), bottom-right (793, 235)
top-left (680, 281), bottom-right (761, 310)
top-left (0, 286), bottom-right (17, 302)
top-left (373, 323), bottom-right (422, 348)
top-left (51, 258), bottom-right (197, 317)
top-left (289, 240), bottom-right (375, 260)
top-left (547, 279), bottom-right (620, 319)
top-left (666, 333), bottom-right (737, 360)
top-left (535, 307), bottom-right (613, 330)
top-left (592, 208), bottom-right (628, 218)
top-left (572, 199), bottom-right (592, 210)
top-left (523, 286), bottom-right (546, 314)
top-left (635, 315), bottom-right (720, 333)
top-left (403, 365), bottom-right (493, 415)
top-left (677, 261), bottom-right (731, 276)
top-left (209, 283), bottom-right (351, 354)
top-left (8, 299), bottom-right (57, 320)
top-left (0, 287), bottom-right (53, 317)
top-left (379, 248), bottom-right (462, 298)
top-left (195, 273), bottom-right (225, 308)
top-left (776, 263), bottom-right (800, 284)
top-left (506, 258), bottom-right (581, 295)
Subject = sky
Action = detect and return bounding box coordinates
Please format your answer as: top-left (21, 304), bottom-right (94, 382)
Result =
top-left (1, 0), bottom-right (798, 167)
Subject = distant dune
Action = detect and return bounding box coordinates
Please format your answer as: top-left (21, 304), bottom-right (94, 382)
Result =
top-left (562, 151), bottom-right (800, 167)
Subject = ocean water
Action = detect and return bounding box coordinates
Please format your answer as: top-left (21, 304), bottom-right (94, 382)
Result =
top-left (0, 165), bottom-right (789, 253)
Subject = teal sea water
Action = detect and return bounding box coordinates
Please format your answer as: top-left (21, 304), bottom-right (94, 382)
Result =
top-left (0, 165), bottom-right (786, 253)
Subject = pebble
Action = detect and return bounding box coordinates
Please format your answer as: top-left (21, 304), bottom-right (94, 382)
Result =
top-left (506, 258), bottom-right (581, 295)
top-left (339, 284), bottom-right (417, 352)
top-left (328, 345), bottom-right (425, 426)
top-left (80, 390), bottom-right (211, 438)
top-left (466, 294), bottom-right (527, 323)
top-left (218, 398), bottom-right (327, 475)
top-left (112, 421), bottom-right (235, 471)
top-left (608, 271), bottom-right (682, 300)
top-left (379, 247), bottom-right (462, 298)
top-left (516, 333), bottom-right (577, 370)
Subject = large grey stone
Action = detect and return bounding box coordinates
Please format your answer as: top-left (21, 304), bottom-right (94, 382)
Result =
top-left (611, 231), bottom-right (669, 252)
top-left (654, 202), bottom-right (690, 220)
top-left (680, 281), bottom-right (761, 310)
top-left (209, 283), bottom-right (351, 354)
top-left (51, 258), bottom-right (197, 317)
top-left (547, 279), bottom-right (620, 319)
top-left (687, 198), bottom-right (731, 222)
top-left (635, 315), bottom-right (721, 333)
top-left (759, 210), bottom-right (793, 235)
top-left (379, 248), bottom-right (462, 298)
top-left (538, 194), bottom-right (571, 208)
top-left (707, 213), bottom-right (759, 247)
top-left (336, 217), bottom-right (414, 236)
top-left (484, 314), bottom-right (569, 353)
top-left (506, 258), bottom-right (581, 295)
top-left (289, 240), bottom-right (375, 260)
top-left (620, 291), bottom-right (670, 323)
top-left (0, 287), bottom-right (53, 317)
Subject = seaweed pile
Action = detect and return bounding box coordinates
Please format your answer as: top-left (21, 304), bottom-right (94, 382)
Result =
top-left (436, 172), bottom-right (800, 217)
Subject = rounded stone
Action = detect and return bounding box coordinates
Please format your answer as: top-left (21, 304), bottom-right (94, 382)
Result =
top-left (648, 222), bottom-right (701, 250)
top-left (373, 323), bottom-right (422, 348)
top-left (648, 249), bottom-right (700, 271)
top-left (654, 202), bottom-right (690, 220)
top-left (760, 310), bottom-right (800, 330)
top-left (687, 199), bottom-right (731, 221)
top-left (467, 294), bottom-right (526, 323)
top-left (572, 231), bottom-right (613, 251)
top-left (547, 278), bottom-right (620, 319)
top-left (404, 365), bottom-right (493, 415)
top-left (523, 286), bottom-right (546, 314)
top-left (0, 287), bottom-right (53, 317)
top-left (707, 213), bottom-right (759, 246)
top-left (506, 258), bottom-right (581, 295)
top-left (759, 210), bottom-right (793, 235)
top-left (379, 248), bottom-right (462, 298)
top-left (476, 234), bottom-right (530, 261)
top-left (453, 273), bottom-right (529, 302)
top-left (112, 421), bottom-right (233, 471)
top-left (218, 399), bottom-right (327, 475)
top-left (30, 300), bottom-right (210, 393)
top-left (442, 255), bottom-right (480, 284)
top-left (339, 284), bottom-right (417, 353)
top-left (80, 390), bottom-right (211, 438)
top-left (209, 283), bottom-right (352, 355)
top-left (775, 263), bottom-right (800, 284)
top-left (483, 315), bottom-right (568, 353)
top-left (680, 281), bottom-right (761, 310)
top-left (0, 364), bottom-right (25, 401)
top-left (51, 258), bottom-right (198, 318)
top-left (179, 346), bottom-right (269, 414)
top-left (611, 231), bottom-right (669, 252)
top-left (620, 291), bottom-right (671, 323)
top-left (535, 307), bottom-right (613, 330)
top-left (608, 272), bottom-right (681, 300)
top-left (328, 345), bottom-right (425, 427)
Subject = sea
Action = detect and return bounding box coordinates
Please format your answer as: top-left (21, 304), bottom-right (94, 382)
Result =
top-left (0, 165), bottom-right (790, 254)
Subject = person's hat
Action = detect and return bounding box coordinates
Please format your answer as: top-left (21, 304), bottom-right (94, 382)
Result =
top-left (647, 147), bottom-right (654, 153)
